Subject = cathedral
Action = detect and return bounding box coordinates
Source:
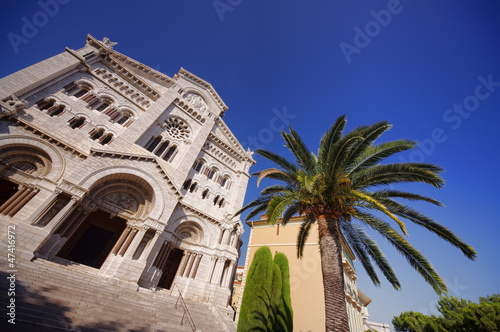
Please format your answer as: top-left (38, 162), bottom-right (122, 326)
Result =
top-left (0, 35), bottom-right (254, 331)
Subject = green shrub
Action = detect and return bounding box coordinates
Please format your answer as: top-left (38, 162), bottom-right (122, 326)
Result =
top-left (237, 246), bottom-right (274, 332)
top-left (273, 252), bottom-right (293, 332)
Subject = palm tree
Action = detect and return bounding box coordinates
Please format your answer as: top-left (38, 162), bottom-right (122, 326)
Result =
top-left (235, 115), bottom-right (476, 332)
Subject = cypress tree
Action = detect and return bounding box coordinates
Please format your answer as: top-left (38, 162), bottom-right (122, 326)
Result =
top-left (237, 246), bottom-right (274, 332)
top-left (273, 252), bottom-right (293, 332)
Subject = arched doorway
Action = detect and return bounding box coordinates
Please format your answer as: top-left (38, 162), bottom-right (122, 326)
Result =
top-left (57, 210), bottom-right (126, 268)
top-left (157, 248), bottom-right (184, 290)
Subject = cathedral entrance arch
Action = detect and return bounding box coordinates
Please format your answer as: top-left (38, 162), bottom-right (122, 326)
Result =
top-left (157, 248), bottom-right (184, 289)
top-left (57, 210), bottom-right (126, 268)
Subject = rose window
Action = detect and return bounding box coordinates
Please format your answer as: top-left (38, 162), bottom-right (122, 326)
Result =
top-left (165, 117), bottom-right (190, 139)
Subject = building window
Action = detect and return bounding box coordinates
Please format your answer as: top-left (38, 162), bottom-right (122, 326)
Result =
top-left (96, 102), bottom-right (110, 112)
top-left (218, 198), bottom-right (224, 208)
top-left (145, 136), bottom-right (161, 152)
top-left (202, 189), bottom-right (209, 199)
top-left (189, 182), bottom-right (197, 193)
top-left (37, 98), bottom-right (55, 111)
top-left (100, 133), bottom-right (113, 145)
top-left (73, 88), bottom-right (89, 98)
top-left (69, 117), bottom-right (85, 129)
top-left (116, 114), bottom-right (129, 125)
top-left (164, 117), bottom-right (191, 139)
top-left (155, 141), bottom-right (169, 157)
top-left (183, 179), bottom-right (192, 190)
top-left (213, 195), bottom-right (220, 205)
top-left (48, 105), bottom-right (65, 117)
top-left (89, 128), bottom-right (105, 140)
top-left (194, 160), bottom-right (204, 172)
top-left (208, 168), bottom-right (216, 180)
top-left (163, 146), bottom-right (176, 161)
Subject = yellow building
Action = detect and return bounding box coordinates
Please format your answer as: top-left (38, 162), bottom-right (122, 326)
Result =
top-left (238, 214), bottom-right (369, 332)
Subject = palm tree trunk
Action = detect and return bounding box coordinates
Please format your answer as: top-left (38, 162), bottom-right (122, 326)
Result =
top-left (317, 214), bottom-right (350, 332)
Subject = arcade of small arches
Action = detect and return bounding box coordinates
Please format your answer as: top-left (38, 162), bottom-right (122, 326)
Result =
top-left (63, 80), bottom-right (137, 126)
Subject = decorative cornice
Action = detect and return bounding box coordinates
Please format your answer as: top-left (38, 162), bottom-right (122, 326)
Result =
top-left (89, 148), bottom-right (182, 199)
top-left (214, 118), bottom-right (255, 164)
top-left (174, 68), bottom-right (228, 114)
top-left (12, 118), bottom-right (88, 158)
top-left (179, 202), bottom-right (221, 226)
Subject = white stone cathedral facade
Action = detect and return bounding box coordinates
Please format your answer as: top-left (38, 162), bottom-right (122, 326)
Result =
top-left (0, 34), bottom-right (254, 317)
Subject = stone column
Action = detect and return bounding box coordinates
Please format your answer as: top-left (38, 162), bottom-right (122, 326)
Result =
top-left (112, 226), bottom-right (132, 255)
top-left (118, 227), bottom-right (138, 256)
top-left (46, 196), bottom-right (80, 230)
top-left (224, 260), bottom-right (236, 288)
top-left (178, 251), bottom-right (191, 277)
top-left (206, 256), bottom-right (217, 282)
top-left (140, 230), bottom-right (162, 261)
top-left (124, 226), bottom-right (148, 259)
top-left (190, 254), bottom-right (203, 279)
top-left (221, 228), bottom-right (231, 246)
top-left (212, 257), bottom-right (226, 285)
top-left (7, 187), bottom-right (38, 217)
top-left (184, 253), bottom-right (197, 277)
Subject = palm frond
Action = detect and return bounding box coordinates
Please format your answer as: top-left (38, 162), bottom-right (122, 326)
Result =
top-left (282, 129), bottom-right (317, 175)
top-left (256, 149), bottom-right (299, 175)
top-left (345, 121), bottom-right (392, 167)
top-left (359, 213), bottom-right (448, 295)
top-left (348, 139), bottom-right (416, 175)
top-left (266, 191), bottom-right (299, 224)
top-left (352, 190), bottom-right (408, 235)
top-left (317, 114), bottom-right (347, 166)
top-left (297, 214), bottom-right (315, 258)
top-left (352, 163), bottom-right (445, 189)
top-left (375, 197), bottom-right (477, 260)
top-left (282, 204), bottom-right (299, 225)
top-left (371, 189), bottom-right (444, 206)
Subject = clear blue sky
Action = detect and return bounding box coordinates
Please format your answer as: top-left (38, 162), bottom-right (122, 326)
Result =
top-left (1, 1), bottom-right (499, 328)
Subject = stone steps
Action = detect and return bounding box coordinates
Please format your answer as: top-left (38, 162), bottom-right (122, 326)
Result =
top-left (0, 258), bottom-right (230, 331)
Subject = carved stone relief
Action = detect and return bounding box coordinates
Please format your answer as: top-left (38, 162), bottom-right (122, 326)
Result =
top-left (183, 92), bottom-right (208, 113)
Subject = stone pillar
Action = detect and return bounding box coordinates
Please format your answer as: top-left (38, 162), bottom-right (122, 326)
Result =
top-left (118, 227), bottom-right (138, 256)
top-left (28, 191), bottom-right (59, 225)
top-left (140, 230), bottom-right (162, 261)
top-left (124, 226), bottom-right (148, 259)
top-left (190, 254), bottom-right (203, 279)
top-left (221, 228), bottom-right (231, 246)
top-left (178, 251), bottom-right (191, 277)
top-left (184, 253), bottom-right (197, 277)
top-left (224, 260), bottom-right (236, 288)
top-left (46, 196), bottom-right (80, 230)
top-left (212, 257), bottom-right (226, 285)
top-left (8, 188), bottom-right (38, 216)
top-left (206, 256), bottom-right (217, 282)
top-left (112, 226), bottom-right (132, 255)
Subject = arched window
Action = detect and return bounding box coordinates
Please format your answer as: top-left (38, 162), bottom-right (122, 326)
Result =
top-left (189, 182), bottom-right (197, 193)
top-left (73, 88), bottom-right (89, 98)
top-left (90, 128), bottom-right (105, 140)
top-left (218, 198), bottom-right (224, 208)
top-left (116, 114), bottom-right (129, 125)
top-left (194, 160), bottom-right (204, 172)
top-left (96, 102), bottom-right (110, 112)
top-left (145, 136), bottom-right (161, 152)
top-left (202, 189), bottom-right (209, 199)
top-left (37, 98), bottom-right (55, 111)
top-left (69, 117), bottom-right (85, 129)
top-left (100, 133), bottom-right (113, 145)
top-left (208, 168), bottom-right (216, 180)
top-left (183, 179), bottom-right (192, 190)
top-left (213, 195), bottom-right (220, 205)
top-left (164, 146), bottom-right (176, 162)
top-left (48, 105), bottom-right (65, 117)
top-left (155, 141), bottom-right (169, 157)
